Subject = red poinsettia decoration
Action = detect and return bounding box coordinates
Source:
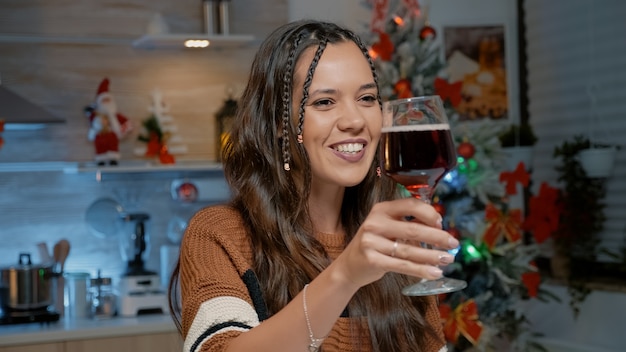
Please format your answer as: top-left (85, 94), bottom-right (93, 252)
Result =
top-left (523, 182), bottom-right (562, 243)
top-left (369, 32), bottom-right (394, 61)
top-left (439, 299), bottom-right (484, 345)
top-left (483, 203), bottom-right (523, 249)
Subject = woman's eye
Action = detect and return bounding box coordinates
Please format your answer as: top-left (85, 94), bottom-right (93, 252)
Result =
top-left (312, 99), bottom-right (333, 107)
top-left (360, 95), bottom-right (377, 103)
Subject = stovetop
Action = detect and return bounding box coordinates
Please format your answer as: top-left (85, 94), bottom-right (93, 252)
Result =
top-left (0, 307), bottom-right (60, 325)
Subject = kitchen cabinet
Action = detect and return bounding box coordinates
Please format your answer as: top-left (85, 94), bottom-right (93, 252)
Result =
top-left (65, 331), bottom-right (182, 352)
top-left (0, 332), bottom-right (182, 352)
top-left (0, 315), bottom-right (181, 352)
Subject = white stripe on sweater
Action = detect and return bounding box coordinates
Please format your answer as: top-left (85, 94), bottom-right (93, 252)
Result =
top-left (184, 296), bottom-right (260, 352)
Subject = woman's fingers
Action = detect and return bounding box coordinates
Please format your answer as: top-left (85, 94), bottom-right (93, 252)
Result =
top-left (370, 199), bottom-right (459, 250)
top-left (369, 199), bottom-right (460, 278)
top-left (389, 239), bottom-right (455, 266)
top-left (338, 198), bottom-right (461, 287)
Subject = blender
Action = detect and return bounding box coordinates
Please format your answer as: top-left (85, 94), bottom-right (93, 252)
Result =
top-left (116, 212), bottom-right (169, 316)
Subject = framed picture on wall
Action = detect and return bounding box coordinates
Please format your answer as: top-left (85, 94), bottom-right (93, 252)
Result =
top-left (441, 23), bottom-right (512, 122)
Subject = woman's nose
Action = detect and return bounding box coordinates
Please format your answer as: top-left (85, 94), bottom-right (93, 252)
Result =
top-left (337, 103), bottom-right (366, 131)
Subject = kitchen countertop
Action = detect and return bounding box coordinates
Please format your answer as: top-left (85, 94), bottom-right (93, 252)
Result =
top-left (0, 314), bottom-right (178, 347)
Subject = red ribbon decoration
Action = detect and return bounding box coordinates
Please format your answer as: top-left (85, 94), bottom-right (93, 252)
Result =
top-left (483, 203), bottom-right (522, 249)
top-left (499, 162), bottom-right (530, 195)
top-left (434, 77), bottom-right (463, 107)
top-left (439, 299), bottom-right (484, 345)
top-left (523, 182), bottom-right (562, 244)
top-left (521, 271), bottom-right (541, 298)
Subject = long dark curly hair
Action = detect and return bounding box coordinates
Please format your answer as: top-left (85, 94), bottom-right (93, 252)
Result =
top-left (170, 20), bottom-right (440, 351)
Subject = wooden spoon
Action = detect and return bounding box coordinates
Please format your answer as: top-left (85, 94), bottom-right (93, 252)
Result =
top-left (53, 239), bottom-right (71, 273)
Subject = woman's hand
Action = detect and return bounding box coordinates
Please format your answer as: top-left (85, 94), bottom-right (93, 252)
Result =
top-left (332, 197), bottom-right (460, 289)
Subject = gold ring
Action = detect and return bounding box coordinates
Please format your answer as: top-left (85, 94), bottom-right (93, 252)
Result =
top-left (391, 239), bottom-right (399, 258)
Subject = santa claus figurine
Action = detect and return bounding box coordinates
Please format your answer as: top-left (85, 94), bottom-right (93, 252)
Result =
top-left (86, 78), bottom-right (133, 165)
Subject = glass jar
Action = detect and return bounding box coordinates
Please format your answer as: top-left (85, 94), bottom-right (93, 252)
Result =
top-left (90, 272), bottom-right (116, 319)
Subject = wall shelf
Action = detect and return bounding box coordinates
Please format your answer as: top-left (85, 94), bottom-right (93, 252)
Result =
top-left (0, 161), bottom-right (79, 173)
top-left (74, 160), bottom-right (224, 181)
top-left (0, 160), bottom-right (222, 179)
top-left (0, 35), bottom-right (131, 45)
top-left (132, 33), bottom-right (255, 50)
top-left (0, 34), bottom-right (256, 49)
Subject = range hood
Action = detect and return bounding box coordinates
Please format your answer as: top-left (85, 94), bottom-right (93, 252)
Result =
top-left (133, 1), bottom-right (254, 50)
top-left (0, 84), bottom-right (65, 127)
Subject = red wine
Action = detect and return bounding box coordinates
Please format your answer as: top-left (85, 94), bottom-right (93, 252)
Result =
top-left (380, 124), bottom-right (457, 199)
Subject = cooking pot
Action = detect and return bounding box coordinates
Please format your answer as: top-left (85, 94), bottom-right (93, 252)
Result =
top-left (0, 253), bottom-right (54, 310)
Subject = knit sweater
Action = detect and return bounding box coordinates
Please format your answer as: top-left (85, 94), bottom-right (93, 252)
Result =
top-left (179, 205), bottom-right (447, 352)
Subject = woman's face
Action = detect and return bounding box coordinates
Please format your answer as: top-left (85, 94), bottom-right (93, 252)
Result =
top-left (292, 41), bottom-right (381, 190)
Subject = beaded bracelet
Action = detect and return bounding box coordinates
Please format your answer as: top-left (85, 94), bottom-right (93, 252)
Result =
top-left (302, 284), bottom-right (327, 352)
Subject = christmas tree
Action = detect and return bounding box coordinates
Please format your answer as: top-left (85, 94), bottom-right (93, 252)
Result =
top-left (135, 89), bottom-right (187, 164)
top-left (363, 1), bottom-right (559, 350)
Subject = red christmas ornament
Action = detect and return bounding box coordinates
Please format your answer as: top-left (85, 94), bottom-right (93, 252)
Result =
top-left (457, 140), bottom-right (476, 159)
top-left (419, 24), bottom-right (437, 40)
top-left (176, 182), bottom-right (198, 202)
top-left (394, 78), bottom-right (413, 99)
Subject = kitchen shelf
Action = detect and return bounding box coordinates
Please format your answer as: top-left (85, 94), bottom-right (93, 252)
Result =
top-left (73, 160), bottom-right (221, 173)
top-left (73, 160), bottom-right (224, 181)
top-left (0, 161), bottom-right (79, 173)
top-left (0, 34), bottom-right (256, 50)
top-left (0, 160), bottom-right (222, 176)
top-left (0, 35), bottom-right (131, 46)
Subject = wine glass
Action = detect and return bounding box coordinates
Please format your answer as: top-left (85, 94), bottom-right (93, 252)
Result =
top-left (379, 95), bottom-right (467, 296)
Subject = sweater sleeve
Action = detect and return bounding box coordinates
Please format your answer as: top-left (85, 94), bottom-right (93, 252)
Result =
top-left (423, 295), bottom-right (447, 352)
top-left (179, 206), bottom-right (262, 352)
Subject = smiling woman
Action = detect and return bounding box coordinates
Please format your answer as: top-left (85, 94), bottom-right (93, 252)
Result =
top-left (169, 19), bottom-right (457, 352)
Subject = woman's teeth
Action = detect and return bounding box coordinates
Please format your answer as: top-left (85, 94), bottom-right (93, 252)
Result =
top-left (334, 143), bottom-right (364, 153)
